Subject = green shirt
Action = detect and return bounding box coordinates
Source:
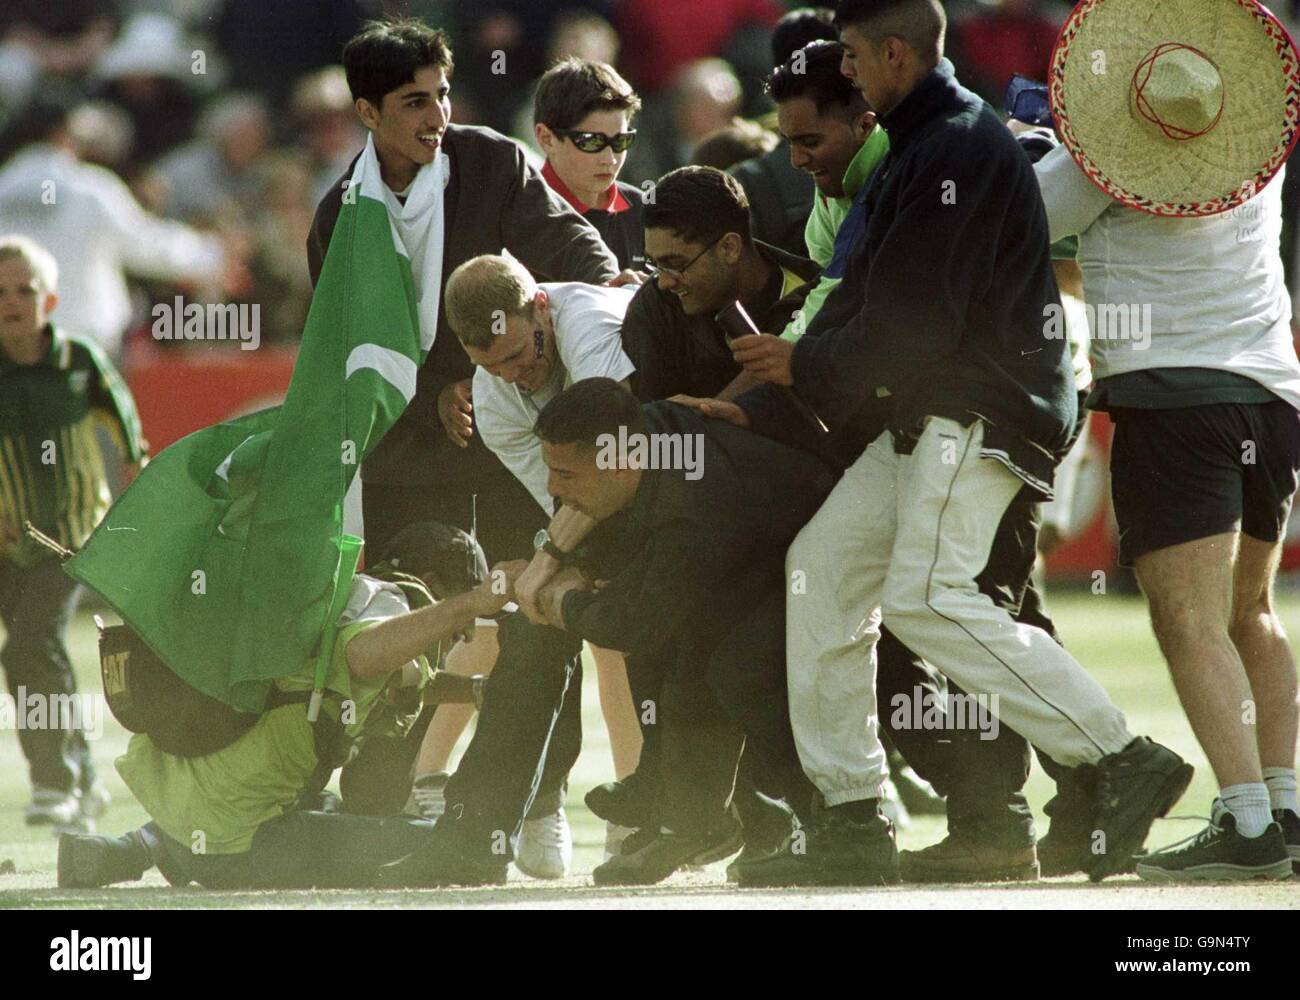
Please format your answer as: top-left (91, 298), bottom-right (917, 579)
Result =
top-left (0, 324), bottom-right (145, 566)
top-left (116, 620), bottom-right (392, 854)
top-left (781, 127), bottom-right (891, 341)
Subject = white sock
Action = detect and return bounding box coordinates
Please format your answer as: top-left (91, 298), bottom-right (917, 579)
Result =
top-left (1262, 767), bottom-right (1299, 815)
top-left (1220, 782), bottom-right (1273, 837)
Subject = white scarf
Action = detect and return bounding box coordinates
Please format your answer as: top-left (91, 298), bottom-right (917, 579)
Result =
top-left (351, 134), bottom-right (451, 354)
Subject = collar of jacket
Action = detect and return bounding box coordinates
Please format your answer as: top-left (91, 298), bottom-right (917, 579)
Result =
top-left (0, 323), bottom-right (67, 372)
top-left (541, 160), bottom-right (631, 214)
top-left (755, 238), bottom-right (820, 284)
top-left (878, 58), bottom-right (968, 153)
top-left (836, 124), bottom-right (893, 207)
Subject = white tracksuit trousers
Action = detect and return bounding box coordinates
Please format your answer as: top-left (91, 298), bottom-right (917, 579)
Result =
top-left (785, 417), bottom-right (1133, 805)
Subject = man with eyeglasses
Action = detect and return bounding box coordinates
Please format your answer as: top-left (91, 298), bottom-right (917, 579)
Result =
top-left (621, 165), bottom-right (820, 404)
top-left (534, 58), bottom-right (648, 273)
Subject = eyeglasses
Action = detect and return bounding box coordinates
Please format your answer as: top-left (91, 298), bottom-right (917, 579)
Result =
top-left (551, 128), bottom-right (638, 154)
top-left (645, 234), bottom-right (724, 281)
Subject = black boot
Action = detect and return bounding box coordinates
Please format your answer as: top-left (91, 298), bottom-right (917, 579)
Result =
top-left (57, 830), bottom-right (153, 888)
top-left (375, 834), bottom-right (509, 888)
top-left (1088, 737), bottom-right (1193, 882)
top-left (593, 813), bottom-right (744, 886)
top-left (733, 800), bottom-right (900, 888)
top-left (585, 769), bottom-right (657, 830)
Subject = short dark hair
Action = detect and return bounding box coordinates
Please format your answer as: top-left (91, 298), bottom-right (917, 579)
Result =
top-left (0, 84), bottom-right (77, 159)
top-left (535, 378), bottom-right (647, 453)
top-left (342, 19), bottom-right (454, 108)
top-left (771, 7), bottom-right (838, 66)
top-left (643, 166), bottom-right (751, 246)
top-left (834, 0), bottom-right (946, 60)
top-left (691, 118), bottom-right (778, 171)
top-left (533, 57), bottom-right (641, 130)
top-left (377, 521), bottom-right (487, 599)
top-left (768, 40), bottom-right (867, 118)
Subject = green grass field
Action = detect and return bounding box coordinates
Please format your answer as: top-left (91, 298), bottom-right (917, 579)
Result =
top-left (2, 589), bottom-right (1299, 909)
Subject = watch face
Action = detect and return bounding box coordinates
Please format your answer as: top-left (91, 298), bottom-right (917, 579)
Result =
top-left (533, 529), bottom-right (549, 551)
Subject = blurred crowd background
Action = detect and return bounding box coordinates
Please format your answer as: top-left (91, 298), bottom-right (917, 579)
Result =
top-left (4, 0), bottom-right (1300, 576)
top-left (8, 0), bottom-right (1299, 357)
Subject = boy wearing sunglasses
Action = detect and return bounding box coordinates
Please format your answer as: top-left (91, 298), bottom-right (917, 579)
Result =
top-left (534, 58), bottom-right (648, 273)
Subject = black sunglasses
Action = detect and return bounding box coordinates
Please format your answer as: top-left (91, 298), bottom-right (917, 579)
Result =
top-left (551, 128), bottom-right (637, 154)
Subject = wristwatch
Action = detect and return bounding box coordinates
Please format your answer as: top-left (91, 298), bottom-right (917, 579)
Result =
top-left (533, 528), bottom-right (569, 563)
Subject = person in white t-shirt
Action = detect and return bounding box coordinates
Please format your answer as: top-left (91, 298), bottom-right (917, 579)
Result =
top-left (446, 256), bottom-right (636, 514)
top-left (1035, 0), bottom-right (1300, 881)
top-left (427, 252), bottom-right (640, 863)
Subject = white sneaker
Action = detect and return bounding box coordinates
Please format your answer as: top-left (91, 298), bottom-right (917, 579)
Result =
top-left (878, 776), bottom-right (911, 830)
top-left (603, 821), bottom-right (635, 862)
top-left (514, 808), bottom-right (572, 879)
top-left (80, 781), bottom-right (111, 820)
top-left (25, 788), bottom-right (82, 827)
top-left (406, 772), bottom-right (449, 820)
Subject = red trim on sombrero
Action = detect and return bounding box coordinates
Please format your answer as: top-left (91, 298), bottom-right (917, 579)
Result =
top-left (1131, 43), bottom-right (1225, 141)
top-left (1048, 0), bottom-right (1300, 218)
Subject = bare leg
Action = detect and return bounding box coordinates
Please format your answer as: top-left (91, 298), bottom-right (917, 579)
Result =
top-left (1135, 532), bottom-right (1262, 787)
top-left (412, 626), bottom-right (500, 777)
top-left (1230, 534), bottom-right (1299, 771)
top-left (591, 644), bottom-right (642, 780)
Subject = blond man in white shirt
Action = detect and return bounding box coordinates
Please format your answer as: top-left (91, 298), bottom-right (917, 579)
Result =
top-left (425, 254), bottom-right (640, 867)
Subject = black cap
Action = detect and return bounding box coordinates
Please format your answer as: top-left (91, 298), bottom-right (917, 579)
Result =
top-left (375, 521), bottom-right (488, 600)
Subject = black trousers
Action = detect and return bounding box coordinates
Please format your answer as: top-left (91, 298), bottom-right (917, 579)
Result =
top-left (339, 613), bottom-right (582, 823)
top-left (144, 812), bottom-right (438, 890)
top-left (0, 555), bottom-right (95, 793)
top-left (428, 613), bottom-right (584, 860)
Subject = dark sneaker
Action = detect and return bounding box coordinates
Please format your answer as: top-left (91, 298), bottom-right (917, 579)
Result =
top-left (734, 806), bottom-right (900, 888)
top-left (726, 840), bottom-right (780, 884)
top-left (57, 831), bottom-right (151, 889)
top-left (725, 814), bottom-right (797, 884)
top-left (1087, 737), bottom-right (1193, 882)
top-left (1135, 811), bottom-right (1292, 883)
top-left (376, 837), bottom-right (509, 888)
top-left (592, 818), bottom-right (743, 886)
top-left (900, 833), bottom-right (1039, 883)
top-left (1276, 809), bottom-right (1300, 875)
top-left (585, 777), bottom-right (655, 830)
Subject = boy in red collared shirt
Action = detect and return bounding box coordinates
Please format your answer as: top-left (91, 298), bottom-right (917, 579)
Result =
top-left (534, 58), bottom-right (647, 273)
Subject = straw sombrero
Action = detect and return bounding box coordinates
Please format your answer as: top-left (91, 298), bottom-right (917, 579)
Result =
top-left (1049, 0), bottom-right (1300, 217)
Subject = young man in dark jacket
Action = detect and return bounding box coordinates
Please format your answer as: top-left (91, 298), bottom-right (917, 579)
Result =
top-left (706, 0), bottom-right (1191, 885)
top-left (622, 166), bottom-right (819, 403)
top-left (531, 379), bottom-right (838, 885)
top-left (307, 19), bottom-right (622, 563)
top-left (306, 18), bottom-right (621, 856)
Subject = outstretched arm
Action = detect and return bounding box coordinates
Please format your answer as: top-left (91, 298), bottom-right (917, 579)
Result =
top-left (345, 566), bottom-right (522, 679)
